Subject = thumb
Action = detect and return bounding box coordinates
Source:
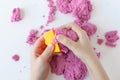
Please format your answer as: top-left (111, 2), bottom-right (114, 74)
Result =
top-left (56, 34), bottom-right (77, 51)
top-left (38, 44), bottom-right (54, 61)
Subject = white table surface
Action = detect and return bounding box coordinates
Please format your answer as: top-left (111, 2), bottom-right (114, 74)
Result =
top-left (0, 0), bottom-right (120, 80)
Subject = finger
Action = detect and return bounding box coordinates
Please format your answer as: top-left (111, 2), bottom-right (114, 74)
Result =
top-left (80, 30), bottom-right (90, 43)
top-left (58, 22), bottom-right (77, 29)
top-left (35, 37), bottom-right (47, 56)
top-left (38, 44), bottom-right (54, 62)
top-left (31, 36), bottom-right (46, 61)
top-left (56, 34), bottom-right (77, 51)
top-left (59, 22), bottom-right (84, 38)
top-left (33, 36), bottom-right (44, 51)
top-left (81, 30), bottom-right (89, 39)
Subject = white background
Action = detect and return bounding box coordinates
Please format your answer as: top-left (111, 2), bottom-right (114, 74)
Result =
top-left (0, 0), bottom-right (120, 80)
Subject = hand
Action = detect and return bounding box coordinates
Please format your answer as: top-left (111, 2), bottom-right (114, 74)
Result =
top-left (31, 37), bottom-right (54, 80)
top-left (56, 23), bottom-right (109, 80)
top-left (56, 23), bottom-right (97, 63)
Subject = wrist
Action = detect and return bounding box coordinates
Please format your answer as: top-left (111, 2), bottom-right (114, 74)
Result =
top-left (84, 52), bottom-right (99, 66)
top-left (85, 54), bottom-right (100, 68)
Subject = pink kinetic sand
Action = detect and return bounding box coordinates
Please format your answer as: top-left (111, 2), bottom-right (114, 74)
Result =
top-left (81, 23), bottom-right (97, 36)
top-left (50, 28), bottom-right (87, 80)
top-left (12, 54), bottom-right (20, 62)
top-left (26, 29), bottom-right (39, 45)
top-left (105, 30), bottom-right (119, 43)
top-left (105, 30), bottom-right (119, 47)
top-left (42, 15), bottom-right (45, 18)
top-left (105, 41), bottom-right (116, 47)
top-left (56, 0), bottom-right (92, 25)
top-left (40, 25), bottom-right (44, 30)
top-left (47, 0), bottom-right (56, 24)
top-left (11, 8), bottom-right (22, 22)
top-left (97, 38), bottom-right (104, 45)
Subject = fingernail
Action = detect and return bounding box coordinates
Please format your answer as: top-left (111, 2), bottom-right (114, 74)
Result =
top-left (48, 44), bottom-right (54, 51)
top-left (56, 35), bottom-right (61, 41)
top-left (48, 44), bottom-right (53, 48)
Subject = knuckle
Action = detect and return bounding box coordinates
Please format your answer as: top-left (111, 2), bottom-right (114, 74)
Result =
top-left (63, 38), bottom-right (70, 45)
top-left (45, 47), bottom-right (51, 53)
top-left (62, 38), bottom-right (74, 48)
top-left (82, 30), bottom-right (87, 35)
top-left (70, 42), bottom-right (79, 51)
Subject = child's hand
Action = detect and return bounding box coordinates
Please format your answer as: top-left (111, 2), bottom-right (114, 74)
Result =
top-left (31, 37), bottom-right (53, 80)
top-left (56, 23), bottom-right (97, 63)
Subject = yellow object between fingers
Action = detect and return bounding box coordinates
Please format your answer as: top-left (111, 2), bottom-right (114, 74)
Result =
top-left (43, 30), bottom-right (60, 53)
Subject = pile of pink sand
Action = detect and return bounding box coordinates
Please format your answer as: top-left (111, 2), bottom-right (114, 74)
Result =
top-left (56, 0), bottom-right (92, 25)
top-left (11, 8), bottom-right (22, 22)
top-left (26, 29), bottom-right (39, 45)
top-left (105, 30), bottom-right (119, 47)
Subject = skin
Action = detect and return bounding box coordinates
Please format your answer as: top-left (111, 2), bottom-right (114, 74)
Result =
top-left (31, 37), bottom-right (54, 80)
top-left (31, 23), bottom-right (109, 80)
